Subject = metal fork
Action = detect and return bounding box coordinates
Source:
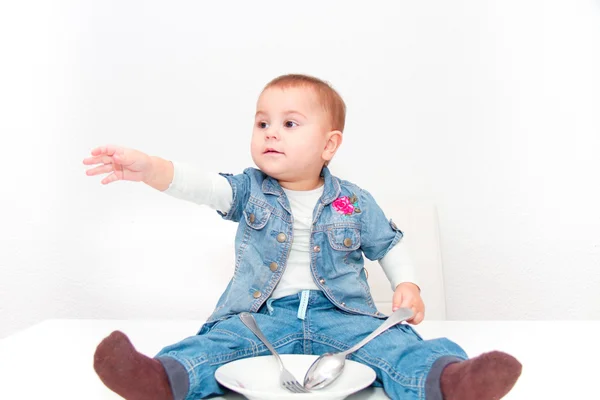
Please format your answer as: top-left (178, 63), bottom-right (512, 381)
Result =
top-left (239, 312), bottom-right (310, 394)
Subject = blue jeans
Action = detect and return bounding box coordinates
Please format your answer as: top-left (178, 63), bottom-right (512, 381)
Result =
top-left (155, 290), bottom-right (467, 400)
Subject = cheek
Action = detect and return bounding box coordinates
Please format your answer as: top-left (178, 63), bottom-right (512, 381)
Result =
top-left (289, 140), bottom-right (321, 162)
top-left (287, 138), bottom-right (309, 152)
top-left (250, 132), bottom-right (261, 150)
top-left (297, 135), bottom-right (325, 155)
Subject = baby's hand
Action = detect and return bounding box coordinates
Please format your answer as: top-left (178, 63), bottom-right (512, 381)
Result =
top-left (83, 145), bottom-right (154, 185)
top-left (392, 282), bottom-right (425, 325)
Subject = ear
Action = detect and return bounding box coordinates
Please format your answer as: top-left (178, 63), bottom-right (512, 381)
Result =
top-left (322, 130), bottom-right (343, 162)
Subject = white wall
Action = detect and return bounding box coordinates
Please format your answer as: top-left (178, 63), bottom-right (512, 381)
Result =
top-left (1, 0), bottom-right (599, 338)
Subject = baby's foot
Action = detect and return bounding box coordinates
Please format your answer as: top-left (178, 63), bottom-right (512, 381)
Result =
top-left (93, 330), bottom-right (174, 400)
top-left (440, 351), bottom-right (522, 400)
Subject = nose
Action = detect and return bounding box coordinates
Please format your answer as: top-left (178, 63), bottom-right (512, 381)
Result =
top-left (265, 127), bottom-right (279, 140)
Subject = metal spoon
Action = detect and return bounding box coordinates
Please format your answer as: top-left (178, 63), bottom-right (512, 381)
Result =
top-left (303, 307), bottom-right (414, 390)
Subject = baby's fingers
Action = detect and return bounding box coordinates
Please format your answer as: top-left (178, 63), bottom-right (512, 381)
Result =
top-left (83, 150), bottom-right (128, 168)
top-left (409, 311), bottom-right (425, 325)
top-left (83, 154), bottom-right (112, 166)
top-left (90, 144), bottom-right (120, 157)
top-left (99, 172), bottom-right (120, 185)
top-left (85, 164), bottom-right (115, 178)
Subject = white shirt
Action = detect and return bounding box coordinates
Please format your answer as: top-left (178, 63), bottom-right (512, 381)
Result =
top-left (164, 161), bottom-right (419, 296)
top-left (273, 185), bottom-right (323, 298)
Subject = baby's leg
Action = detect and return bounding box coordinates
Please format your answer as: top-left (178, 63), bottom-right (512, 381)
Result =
top-left (94, 295), bottom-right (305, 400)
top-left (357, 325), bottom-right (522, 400)
top-left (307, 293), bottom-right (520, 399)
top-left (310, 311), bottom-right (458, 399)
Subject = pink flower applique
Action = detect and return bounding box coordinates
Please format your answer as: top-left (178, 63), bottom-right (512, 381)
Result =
top-left (332, 194), bottom-right (361, 216)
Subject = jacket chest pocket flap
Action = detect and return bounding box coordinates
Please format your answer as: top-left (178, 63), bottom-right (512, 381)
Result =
top-left (327, 226), bottom-right (361, 251)
top-left (243, 203), bottom-right (272, 230)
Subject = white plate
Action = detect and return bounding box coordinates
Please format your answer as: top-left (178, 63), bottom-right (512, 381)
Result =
top-left (215, 354), bottom-right (376, 400)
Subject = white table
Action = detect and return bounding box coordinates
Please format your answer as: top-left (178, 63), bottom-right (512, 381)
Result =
top-left (0, 319), bottom-right (597, 399)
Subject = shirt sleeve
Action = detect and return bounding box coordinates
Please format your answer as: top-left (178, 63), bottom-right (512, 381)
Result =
top-left (359, 188), bottom-right (404, 261)
top-left (163, 161), bottom-right (234, 215)
top-left (378, 240), bottom-right (420, 292)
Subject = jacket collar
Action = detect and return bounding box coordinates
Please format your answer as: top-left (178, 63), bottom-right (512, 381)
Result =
top-left (261, 166), bottom-right (341, 205)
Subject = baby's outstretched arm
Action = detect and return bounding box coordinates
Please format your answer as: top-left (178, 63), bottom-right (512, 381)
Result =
top-left (83, 145), bottom-right (233, 213)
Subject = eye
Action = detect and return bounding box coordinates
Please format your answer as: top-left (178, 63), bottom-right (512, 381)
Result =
top-left (284, 120), bottom-right (298, 128)
top-left (257, 121), bottom-right (269, 129)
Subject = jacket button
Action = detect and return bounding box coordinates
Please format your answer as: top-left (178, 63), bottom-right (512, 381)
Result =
top-left (276, 233), bottom-right (287, 243)
top-left (341, 302), bottom-right (346, 306)
top-left (343, 238), bottom-right (353, 247)
top-left (253, 290), bottom-right (261, 299)
top-left (319, 278), bottom-right (325, 284)
top-left (313, 245), bottom-right (321, 253)
top-left (249, 213), bottom-right (256, 223)
top-left (269, 262), bottom-right (278, 271)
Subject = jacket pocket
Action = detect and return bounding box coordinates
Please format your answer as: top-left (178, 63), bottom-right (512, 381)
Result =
top-left (243, 202), bottom-right (272, 230)
top-left (327, 226), bottom-right (361, 251)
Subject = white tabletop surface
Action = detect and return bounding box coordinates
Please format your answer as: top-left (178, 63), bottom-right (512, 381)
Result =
top-left (0, 319), bottom-right (597, 399)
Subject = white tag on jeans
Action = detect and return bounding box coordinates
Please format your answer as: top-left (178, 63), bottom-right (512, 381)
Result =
top-left (297, 290), bottom-right (310, 320)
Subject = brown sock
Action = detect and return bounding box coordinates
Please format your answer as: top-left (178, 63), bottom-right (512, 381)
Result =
top-left (440, 351), bottom-right (522, 400)
top-left (93, 330), bottom-right (174, 400)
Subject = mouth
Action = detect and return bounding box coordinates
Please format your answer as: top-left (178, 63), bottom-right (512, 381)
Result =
top-left (264, 148), bottom-right (283, 155)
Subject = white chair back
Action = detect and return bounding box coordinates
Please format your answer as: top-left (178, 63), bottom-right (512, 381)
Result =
top-left (366, 200), bottom-right (447, 320)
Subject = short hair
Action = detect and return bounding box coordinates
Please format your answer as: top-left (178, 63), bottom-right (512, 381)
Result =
top-left (263, 74), bottom-right (346, 133)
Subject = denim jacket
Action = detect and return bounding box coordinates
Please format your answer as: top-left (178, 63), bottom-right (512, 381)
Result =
top-left (202, 166), bottom-right (403, 328)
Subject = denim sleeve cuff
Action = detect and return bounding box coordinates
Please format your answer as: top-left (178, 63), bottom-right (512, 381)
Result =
top-left (216, 172), bottom-right (238, 220)
top-left (379, 226), bottom-right (404, 260)
top-left (366, 219), bottom-right (404, 261)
